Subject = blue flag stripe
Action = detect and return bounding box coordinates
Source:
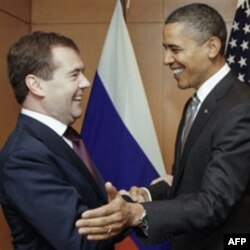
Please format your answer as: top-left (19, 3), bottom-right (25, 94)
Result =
top-left (82, 0), bottom-right (170, 249)
top-left (82, 73), bottom-right (159, 190)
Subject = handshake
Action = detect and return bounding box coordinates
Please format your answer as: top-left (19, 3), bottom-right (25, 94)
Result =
top-left (75, 175), bottom-right (173, 240)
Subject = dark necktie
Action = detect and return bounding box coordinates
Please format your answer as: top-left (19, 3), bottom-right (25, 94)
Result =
top-left (181, 93), bottom-right (200, 152)
top-left (64, 126), bottom-right (96, 180)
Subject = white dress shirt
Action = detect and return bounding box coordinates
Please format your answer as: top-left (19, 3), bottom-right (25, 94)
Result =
top-left (21, 108), bottom-right (73, 147)
top-left (196, 63), bottom-right (230, 111)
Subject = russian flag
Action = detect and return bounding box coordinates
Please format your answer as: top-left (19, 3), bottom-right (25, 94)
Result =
top-left (81, 0), bottom-right (171, 249)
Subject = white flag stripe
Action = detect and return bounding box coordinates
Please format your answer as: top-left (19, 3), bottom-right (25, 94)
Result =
top-left (98, 0), bottom-right (165, 175)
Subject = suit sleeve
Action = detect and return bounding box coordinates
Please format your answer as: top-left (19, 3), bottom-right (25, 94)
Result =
top-left (140, 103), bottom-right (250, 243)
top-left (2, 147), bottom-right (112, 250)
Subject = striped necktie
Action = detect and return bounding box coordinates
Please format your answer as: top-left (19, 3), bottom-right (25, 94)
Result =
top-left (64, 126), bottom-right (96, 180)
top-left (181, 93), bottom-right (200, 152)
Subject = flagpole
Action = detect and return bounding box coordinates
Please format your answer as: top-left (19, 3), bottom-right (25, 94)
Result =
top-left (120, 0), bottom-right (127, 21)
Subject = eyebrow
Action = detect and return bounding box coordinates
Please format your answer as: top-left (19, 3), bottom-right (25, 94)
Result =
top-left (162, 43), bottom-right (181, 49)
top-left (68, 67), bottom-right (85, 75)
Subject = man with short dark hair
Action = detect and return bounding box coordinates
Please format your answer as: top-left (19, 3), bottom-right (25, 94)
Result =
top-left (0, 31), bottom-right (122, 250)
top-left (76, 4), bottom-right (250, 250)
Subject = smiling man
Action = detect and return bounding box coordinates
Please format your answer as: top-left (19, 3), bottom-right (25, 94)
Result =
top-left (0, 31), bottom-right (124, 250)
top-left (75, 4), bottom-right (250, 250)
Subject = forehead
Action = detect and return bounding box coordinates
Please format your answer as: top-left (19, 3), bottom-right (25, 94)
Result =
top-left (163, 22), bottom-right (196, 45)
top-left (51, 46), bottom-right (84, 69)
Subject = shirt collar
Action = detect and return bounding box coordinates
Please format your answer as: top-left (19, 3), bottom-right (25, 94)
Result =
top-left (196, 63), bottom-right (230, 103)
top-left (21, 108), bottom-right (67, 137)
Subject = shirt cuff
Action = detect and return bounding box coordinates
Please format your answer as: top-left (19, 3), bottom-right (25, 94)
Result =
top-left (141, 187), bottom-right (152, 202)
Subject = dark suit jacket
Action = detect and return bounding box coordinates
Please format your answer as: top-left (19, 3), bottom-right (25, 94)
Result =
top-left (0, 115), bottom-right (119, 250)
top-left (142, 71), bottom-right (250, 250)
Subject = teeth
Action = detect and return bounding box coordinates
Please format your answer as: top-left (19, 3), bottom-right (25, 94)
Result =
top-left (73, 96), bottom-right (82, 101)
top-left (173, 69), bottom-right (183, 75)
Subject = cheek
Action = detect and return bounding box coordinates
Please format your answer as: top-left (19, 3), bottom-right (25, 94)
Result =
top-left (63, 86), bottom-right (77, 100)
top-left (185, 54), bottom-right (205, 74)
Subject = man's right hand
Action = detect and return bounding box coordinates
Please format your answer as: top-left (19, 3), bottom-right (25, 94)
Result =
top-left (75, 182), bottom-right (145, 240)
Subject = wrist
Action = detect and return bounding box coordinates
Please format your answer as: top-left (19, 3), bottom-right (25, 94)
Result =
top-left (138, 207), bottom-right (149, 236)
top-left (128, 203), bottom-right (149, 236)
top-left (128, 203), bottom-right (144, 226)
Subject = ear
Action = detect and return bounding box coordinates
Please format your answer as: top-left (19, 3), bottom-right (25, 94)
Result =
top-left (25, 74), bottom-right (45, 97)
top-left (207, 36), bottom-right (221, 59)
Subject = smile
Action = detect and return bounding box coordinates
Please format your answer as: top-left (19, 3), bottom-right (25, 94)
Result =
top-left (73, 96), bottom-right (82, 101)
top-left (173, 68), bottom-right (184, 76)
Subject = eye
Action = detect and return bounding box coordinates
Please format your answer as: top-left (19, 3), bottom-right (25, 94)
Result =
top-left (69, 68), bottom-right (84, 80)
top-left (70, 71), bottom-right (80, 79)
top-left (163, 44), bottom-right (183, 54)
top-left (170, 47), bottom-right (182, 54)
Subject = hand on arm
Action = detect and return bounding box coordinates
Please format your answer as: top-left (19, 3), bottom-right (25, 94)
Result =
top-left (75, 182), bottom-right (144, 240)
top-left (129, 186), bottom-right (151, 202)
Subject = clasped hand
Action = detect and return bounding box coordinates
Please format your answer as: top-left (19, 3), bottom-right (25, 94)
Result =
top-left (75, 182), bottom-right (146, 240)
top-left (75, 174), bottom-right (173, 240)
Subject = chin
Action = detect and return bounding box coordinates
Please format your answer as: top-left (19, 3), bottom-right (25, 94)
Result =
top-left (177, 82), bottom-right (189, 90)
top-left (73, 106), bottom-right (83, 115)
top-left (73, 111), bottom-right (83, 120)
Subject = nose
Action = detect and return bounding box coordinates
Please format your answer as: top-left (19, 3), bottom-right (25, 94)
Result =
top-left (79, 73), bottom-right (91, 88)
top-left (163, 49), bottom-right (174, 66)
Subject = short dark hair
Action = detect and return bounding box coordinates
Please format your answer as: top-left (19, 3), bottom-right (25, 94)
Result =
top-left (165, 3), bottom-right (227, 55)
top-left (7, 31), bottom-right (80, 104)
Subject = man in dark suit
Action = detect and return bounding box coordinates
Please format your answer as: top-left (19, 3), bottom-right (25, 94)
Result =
top-left (75, 3), bottom-right (250, 250)
top-left (0, 31), bottom-right (123, 249)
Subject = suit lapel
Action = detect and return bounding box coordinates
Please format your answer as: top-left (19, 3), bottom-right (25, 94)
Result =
top-left (172, 71), bottom-right (236, 192)
top-left (18, 115), bottom-right (107, 201)
top-left (172, 99), bottom-right (190, 176)
top-left (182, 71), bottom-right (235, 157)
top-left (181, 93), bottom-right (217, 159)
